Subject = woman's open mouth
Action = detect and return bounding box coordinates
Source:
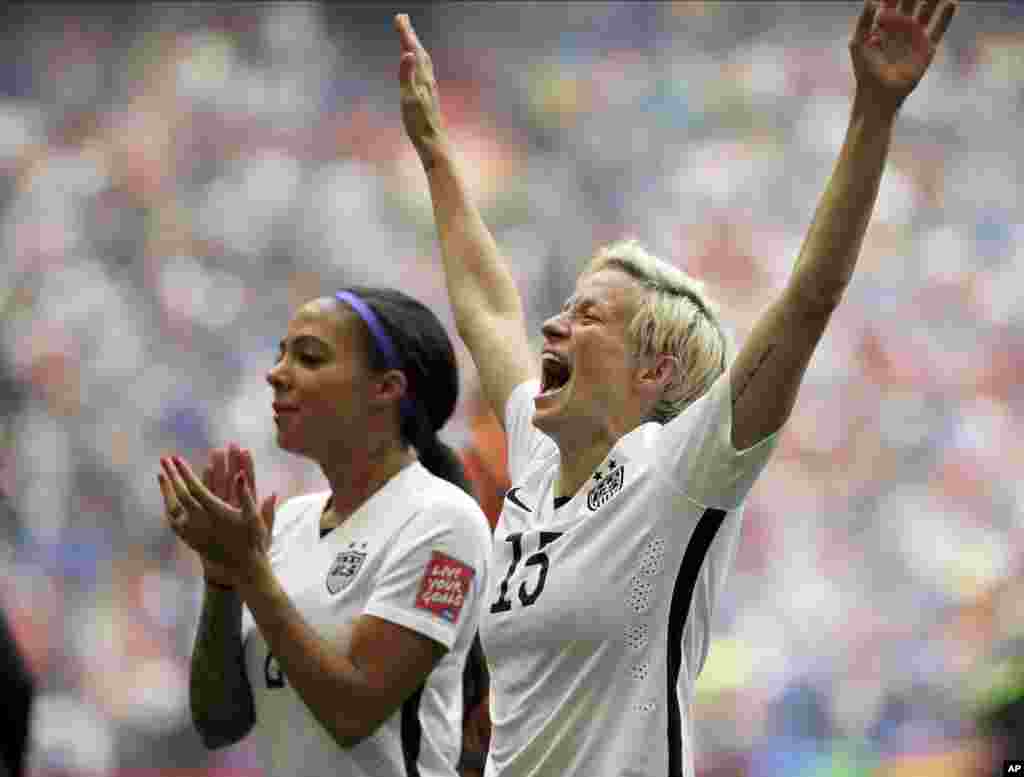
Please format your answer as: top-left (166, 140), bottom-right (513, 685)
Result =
top-left (539, 353), bottom-right (572, 397)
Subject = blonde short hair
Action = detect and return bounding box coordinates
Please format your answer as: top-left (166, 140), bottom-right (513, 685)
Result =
top-left (585, 239), bottom-right (729, 424)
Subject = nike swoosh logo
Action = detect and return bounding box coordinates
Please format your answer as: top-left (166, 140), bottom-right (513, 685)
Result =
top-left (505, 487), bottom-right (532, 512)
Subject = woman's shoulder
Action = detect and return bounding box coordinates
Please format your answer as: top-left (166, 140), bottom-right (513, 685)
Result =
top-left (278, 489), bottom-right (331, 513)
top-left (407, 465), bottom-right (491, 536)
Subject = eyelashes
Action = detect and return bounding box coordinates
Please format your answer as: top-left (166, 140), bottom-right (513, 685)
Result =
top-left (273, 353), bottom-right (324, 367)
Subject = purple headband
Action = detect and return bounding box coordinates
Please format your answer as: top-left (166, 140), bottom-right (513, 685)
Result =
top-left (335, 290), bottom-right (416, 423)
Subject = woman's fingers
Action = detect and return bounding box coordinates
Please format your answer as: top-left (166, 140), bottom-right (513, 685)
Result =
top-left (855, 0), bottom-right (877, 42)
top-left (929, 2), bottom-right (956, 44)
top-left (161, 457), bottom-right (204, 519)
top-left (241, 448), bottom-right (256, 496)
top-left (234, 471), bottom-right (258, 518)
top-left (210, 447), bottom-right (229, 500)
top-left (395, 13), bottom-right (421, 54)
top-left (399, 51), bottom-right (417, 87)
top-left (235, 471), bottom-right (267, 550)
top-left (226, 444), bottom-right (244, 504)
top-left (169, 456), bottom-right (230, 517)
top-left (396, 14), bottom-right (433, 86)
top-left (916, 0), bottom-right (940, 26)
top-left (201, 450), bottom-right (214, 492)
top-left (157, 471), bottom-right (185, 527)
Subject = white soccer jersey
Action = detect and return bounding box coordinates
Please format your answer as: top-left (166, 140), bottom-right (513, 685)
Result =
top-left (241, 461), bottom-right (492, 777)
top-left (479, 375), bottom-right (778, 777)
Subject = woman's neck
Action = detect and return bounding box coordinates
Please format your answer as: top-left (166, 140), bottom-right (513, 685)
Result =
top-left (320, 440), bottom-right (416, 530)
top-left (555, 437), bottom-right (615, 502)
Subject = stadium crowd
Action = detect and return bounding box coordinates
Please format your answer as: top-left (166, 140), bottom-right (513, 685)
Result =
top-left (0, 2), bottom-right (1021, 775)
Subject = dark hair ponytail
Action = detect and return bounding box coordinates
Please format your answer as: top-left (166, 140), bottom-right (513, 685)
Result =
top-left (339, 287), bottom-right (474, 497)
top-left (406, 409), bottom-right (475, 496)
top-left (337, 287), bottom-right (488, 765)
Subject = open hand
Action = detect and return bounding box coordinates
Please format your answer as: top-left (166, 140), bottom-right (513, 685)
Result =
top-left (159, 451), bottom-right (277, 588)
top-left (196, 444), bottom-right (256, 586)
top-left (850, 0), bottom-right (956, 113)
top-left (395, 13), bottom-right (446, 166)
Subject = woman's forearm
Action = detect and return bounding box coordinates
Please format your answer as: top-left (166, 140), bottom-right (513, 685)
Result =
top-left (189, 585), bottom-right (255, 749)
top-left (424, 141), bottom-right (525, 331)
top-left (786, 95), bottom-right (896, 313)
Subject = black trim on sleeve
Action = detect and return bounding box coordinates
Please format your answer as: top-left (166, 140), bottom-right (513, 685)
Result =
top-left (458, 633), bottom-right (490, 772)
top-left (0, 608), bottom-right (33, 777)
top-left (401, 684), bottom-right (425, 776)
top-left (666, 507), bottom-right (727, 777)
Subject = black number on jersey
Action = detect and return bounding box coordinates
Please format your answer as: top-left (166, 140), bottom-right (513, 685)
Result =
top-left (489, 531), bottom-right (562, 612)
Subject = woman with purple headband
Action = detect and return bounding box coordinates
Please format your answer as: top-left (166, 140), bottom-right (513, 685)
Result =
top-left (157, 287), bottom-right (492, 777)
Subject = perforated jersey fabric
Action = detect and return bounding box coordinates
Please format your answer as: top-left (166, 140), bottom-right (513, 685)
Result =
top-left (480, 376), bottom-right (778, 777)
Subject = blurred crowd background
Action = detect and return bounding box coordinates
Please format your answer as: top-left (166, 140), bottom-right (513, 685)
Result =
top-left (1, 2), bottom-right (1021, 775)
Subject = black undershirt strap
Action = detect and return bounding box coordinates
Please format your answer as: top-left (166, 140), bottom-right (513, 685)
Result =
top-left (320, 495), bottom-right (335, 538)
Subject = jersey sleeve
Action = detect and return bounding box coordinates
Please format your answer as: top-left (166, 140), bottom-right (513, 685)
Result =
top-left (362, 498), bottom-right (490, 651)
top-left (658, 372), bottom-right (779, 509)
top-left (504, 379), bottom-right (558, 483)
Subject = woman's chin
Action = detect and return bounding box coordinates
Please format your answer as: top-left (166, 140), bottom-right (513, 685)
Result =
top-left (532, 388), bottom-right (571, 434)
top-left (274, 430), bottom-right (300, 454)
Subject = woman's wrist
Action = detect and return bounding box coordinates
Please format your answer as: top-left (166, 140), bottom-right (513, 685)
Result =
top-left (234, 553), bottom-right (279, 606)
top-left (204, 576), bottom-right (235, 592)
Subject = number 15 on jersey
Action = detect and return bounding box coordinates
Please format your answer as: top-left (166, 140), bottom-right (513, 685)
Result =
top-left (490, 531), bottom-right (563, 613)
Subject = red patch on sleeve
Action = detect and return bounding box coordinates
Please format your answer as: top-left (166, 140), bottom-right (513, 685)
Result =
top-left (415, 551), bottom-right (475, 624)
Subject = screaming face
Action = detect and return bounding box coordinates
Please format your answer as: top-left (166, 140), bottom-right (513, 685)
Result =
top-left (532, 268), bottom-right (647, 443)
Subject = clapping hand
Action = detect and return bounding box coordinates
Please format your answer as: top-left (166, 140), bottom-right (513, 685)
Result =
top-left (199, 445), bottom-right (258, 587)
top-left (159, 444), bottom-right (278, 589)
top-left (850, 0), bottom-right (956, 114)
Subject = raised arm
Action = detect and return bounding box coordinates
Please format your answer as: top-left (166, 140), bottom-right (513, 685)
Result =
top-left (728, 0), bottom-right (956, 450)
top-left (395, 13), bottom-right (536, 423)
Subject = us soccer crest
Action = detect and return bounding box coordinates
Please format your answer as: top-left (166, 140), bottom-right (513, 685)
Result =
top-left (326, 544), bottom-right (367, 594)
top-left (587, 459), bottom-right (625, 511)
